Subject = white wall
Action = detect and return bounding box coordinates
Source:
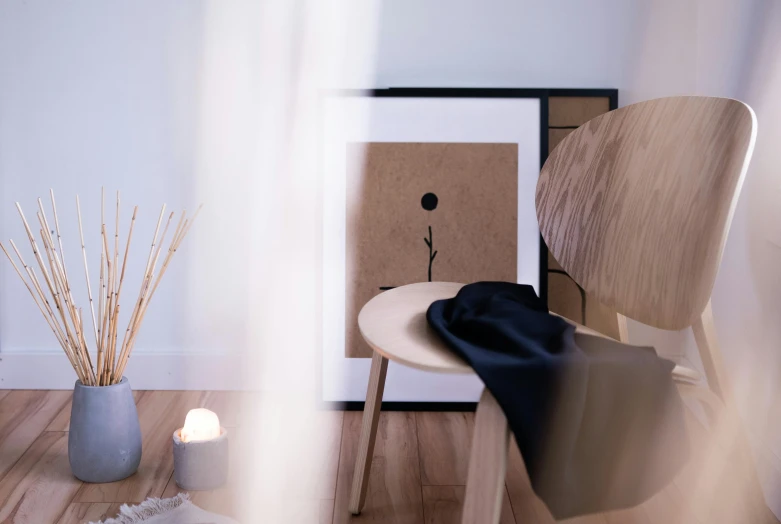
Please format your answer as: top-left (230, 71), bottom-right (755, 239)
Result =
top-left (2, 0), bottom-right (780, 515)
top-left (373, 0), bottom-right (706, 104)
top-left (0, 0), bottom-right (378, 390)
top-left (708, 1), bottom-right (781, 516)
top-left (373, 0), bottom-right (702, 357)
top-left (0, 0), bottom-right (702, 383)
top-left (0, 1), bottom-right (248, 388)
top-left (2, 0), bottom-right (780, 492)
top-left (0, 0), bottom-right (750, 380)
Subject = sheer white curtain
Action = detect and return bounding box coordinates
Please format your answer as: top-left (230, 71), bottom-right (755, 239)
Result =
top-left (714, 1), bottom-right (781, 517)
top-left (188, 0), bottom-right (379, 519)
top-left (625, 0), bottom-right (781, 518)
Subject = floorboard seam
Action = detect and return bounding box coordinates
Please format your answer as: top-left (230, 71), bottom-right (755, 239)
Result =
top-left (162, 469), bottom-right (176, 498)
top-left (0, 393), bottom-right (69, 485)
top-left (330, 413), bottom-right (346, 502)
top-left (504, 484), bottom-right (518, 524)
top-left (415, 413), bottom-right (428, 524)
top-left (53, 431), bottom-right (84, 524)
top-left (331, 412), bottom-right (348, 524)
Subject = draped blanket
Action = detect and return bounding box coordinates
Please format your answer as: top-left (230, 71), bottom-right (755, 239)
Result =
top-left (427, 282), bottom-right (689, 519)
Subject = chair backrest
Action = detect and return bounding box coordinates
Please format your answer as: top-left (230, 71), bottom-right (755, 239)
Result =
top-left (536, 96), bottom-right (756, 330)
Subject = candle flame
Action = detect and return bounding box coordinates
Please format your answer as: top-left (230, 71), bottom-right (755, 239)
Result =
top-left (181, 408), bottom-right (221, 442)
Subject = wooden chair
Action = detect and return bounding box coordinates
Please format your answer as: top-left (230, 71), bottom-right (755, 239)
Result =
top-left (350, 96), bottom-right (757, 523)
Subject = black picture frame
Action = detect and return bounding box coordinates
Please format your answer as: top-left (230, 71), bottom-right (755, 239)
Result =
top-left (318, 87), bottom-right (618, 411)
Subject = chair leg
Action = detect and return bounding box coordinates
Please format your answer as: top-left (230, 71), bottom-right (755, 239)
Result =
top-left (349, 350), bottom-right (389, 515)
top-left (462, 388), bottom-right (509, 524)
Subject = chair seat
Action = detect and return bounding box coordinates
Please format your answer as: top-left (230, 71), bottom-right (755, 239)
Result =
top-left (550, 312), bottom-right (702, 384)
top-left (357, 282), bottom-right (701, 383)
top-left (358, 282), bottom-right (473, 374)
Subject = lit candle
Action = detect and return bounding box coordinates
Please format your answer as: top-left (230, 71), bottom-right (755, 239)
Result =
top-left (181, 408), bottom-right (221, 442)
top-left (173, 408), bottom-right (229, 490)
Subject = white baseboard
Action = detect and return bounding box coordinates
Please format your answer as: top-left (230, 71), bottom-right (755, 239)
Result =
top-left (0, 351), bottom-right (243, 390)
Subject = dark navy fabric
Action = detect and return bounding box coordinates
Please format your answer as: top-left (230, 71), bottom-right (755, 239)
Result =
top-left (426, 282), bottom-right (689, 519)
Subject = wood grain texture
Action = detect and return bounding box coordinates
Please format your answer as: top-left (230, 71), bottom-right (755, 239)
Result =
top-left (0, 391), bottom-right (777, 524)
top-left (349, 351), bottom-right (388, 514)
top-left (57, 502), bottom-right (121, 524)
top-left (422, 485), bottom-right (515, 524)
top-left (0, 390), bottom-right (70, 481)
top-left (547, 98), bottom-right (620, 340)
top-left (301, 409), bottom-right (344, 500)
top-left (44, 393), bottom-right (73, 432)
top-left (0, 431), bottom-right (81, 524)
top-left (548, 254), bottom-right (620, 339)
top-left (184, 390), bottom-right (243, 428)
top-left (549, 97), bottom-right (611, 127)
top-left (335, 411), bottom-right (424, 524)
top-left (416, 411), bottom-right (474, 486)
top-left (461, 389), bottom-right (509, 524)
top-left (244, 396), bottom-right (343, 502)
top-left (162, 480), bottom-right (236, 520)
top-left (537, 96), bottom-right (755, 330)
top-left (358, 282), bottom-right (472, 373)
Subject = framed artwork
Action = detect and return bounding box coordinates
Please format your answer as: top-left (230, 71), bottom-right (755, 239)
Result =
top-left (320, 88), bottom-right (548, 407)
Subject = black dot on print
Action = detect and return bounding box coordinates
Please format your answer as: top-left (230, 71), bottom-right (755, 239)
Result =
top-left (421, 192), bottom-right (438, 211)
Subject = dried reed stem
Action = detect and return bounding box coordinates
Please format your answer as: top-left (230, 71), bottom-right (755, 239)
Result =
top-left (100, 224), bottom-right (113, 384)
top-left (40, 224), bottom-right (89, 383)
top-left (2, 192), bottom-right (200, 385)
top-left (0, 242), bottom-right (72, 359)
top-left (76, 195), bottom-right (100, 356)
top-left (115, 206), bottom-right (201, 380)
top-left (115, 209), bottom-right (172, 380)
top-left (50, 190), bottom-right (68, 288)
top-left (115, 205), bottom-right (166, 377)
top-left (9, 239), bottom-right (65, 343)
top-left (38, 204), bottom-right (95, 384)
top-left (17, 202), bottom-right (91, 384)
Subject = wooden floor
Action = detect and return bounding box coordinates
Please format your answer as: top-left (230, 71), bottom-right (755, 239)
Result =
top-left (0, 390), bottom-right (776, 524)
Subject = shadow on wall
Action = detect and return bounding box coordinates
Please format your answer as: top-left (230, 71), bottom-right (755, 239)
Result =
top-left (705, 0), bottom-right (781, 518)
top-left (732, 0), bottom-right (781, 451)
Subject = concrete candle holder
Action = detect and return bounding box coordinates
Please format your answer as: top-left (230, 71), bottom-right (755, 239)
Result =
top-left (172, 427), bottom-right (229, 490)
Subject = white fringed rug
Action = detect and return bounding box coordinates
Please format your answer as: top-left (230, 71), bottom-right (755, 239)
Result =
top-left (90, 493), bottom-right (239, 524)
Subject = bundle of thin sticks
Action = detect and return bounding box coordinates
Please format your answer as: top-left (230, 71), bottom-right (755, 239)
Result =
top-left (0, 189), bottom-right (201, 386)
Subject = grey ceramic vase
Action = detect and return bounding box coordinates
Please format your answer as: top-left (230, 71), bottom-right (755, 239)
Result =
top-left (68, 377), bottom-right (142, 483)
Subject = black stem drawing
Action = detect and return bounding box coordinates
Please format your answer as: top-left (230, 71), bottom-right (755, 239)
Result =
top-left (424, 225), bottom-right (437, 282)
